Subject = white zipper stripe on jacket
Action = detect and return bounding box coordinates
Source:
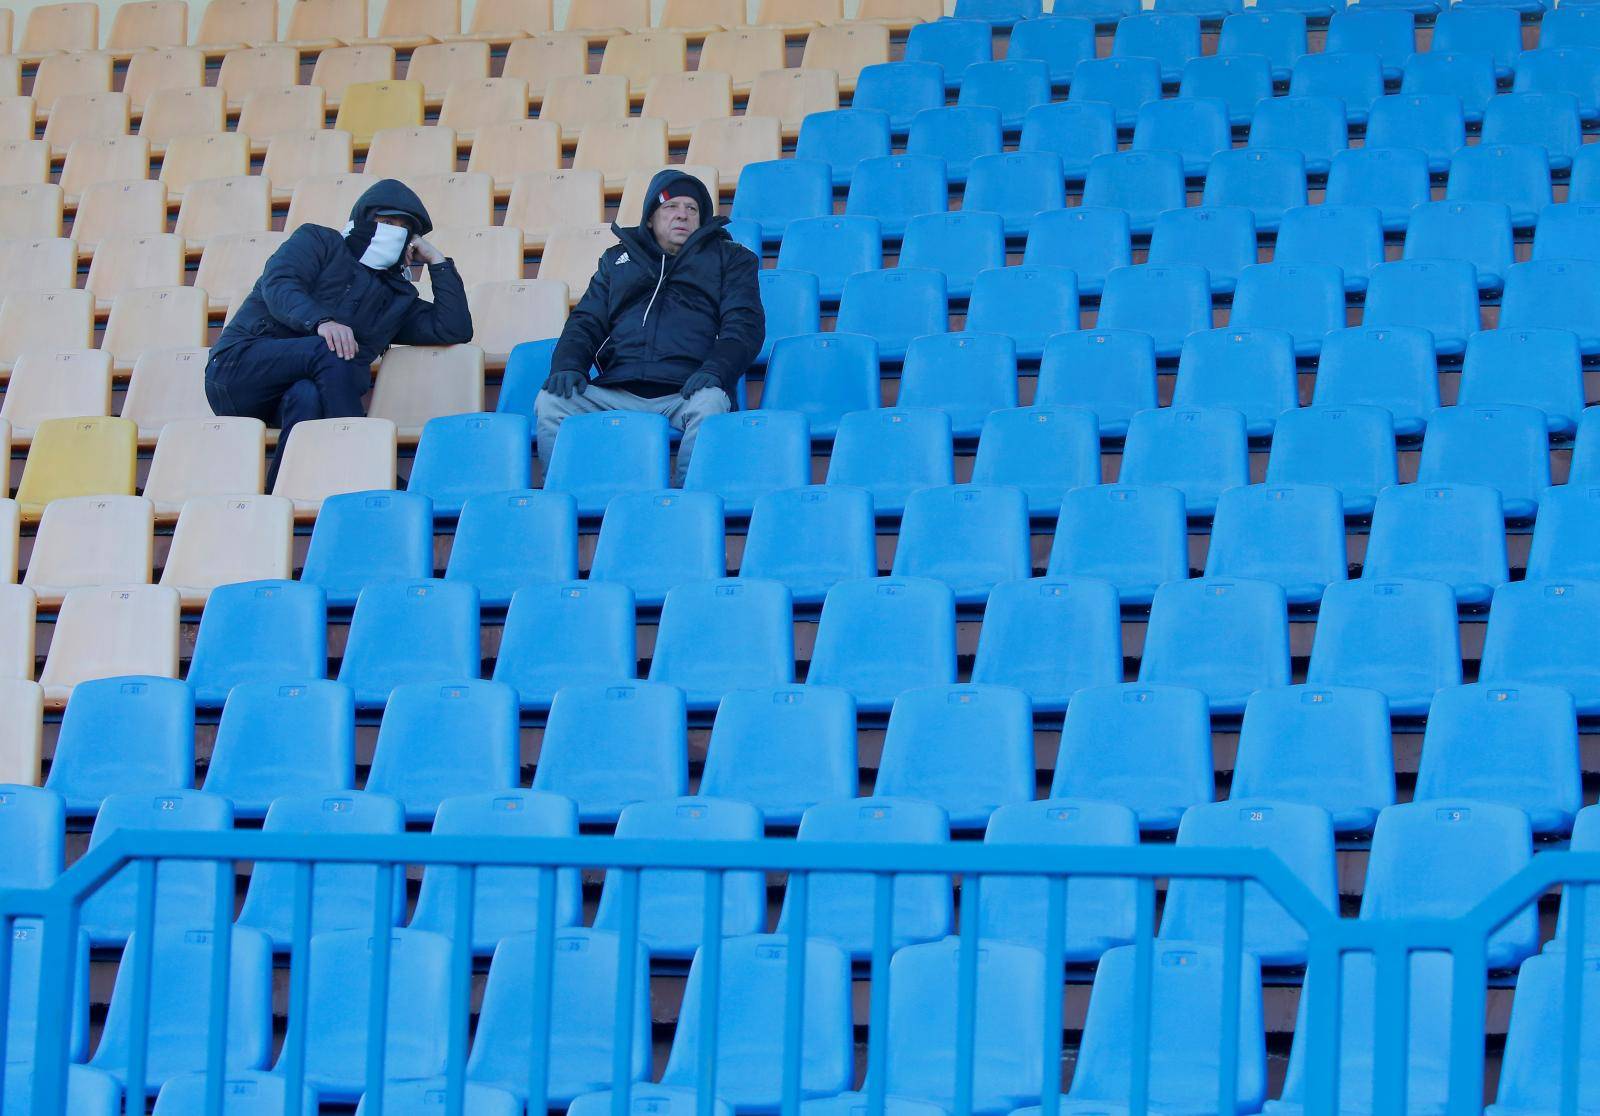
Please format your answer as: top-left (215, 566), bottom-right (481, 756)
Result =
top-left (640, 256), bottom-right (667, 325)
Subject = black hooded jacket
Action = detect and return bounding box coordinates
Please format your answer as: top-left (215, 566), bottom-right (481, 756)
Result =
top-left (212, 178), bottom-right (474, 365)
top-left (549, 168), bottom-right (765, 398)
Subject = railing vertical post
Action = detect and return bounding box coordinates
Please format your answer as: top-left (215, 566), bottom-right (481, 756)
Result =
top-left (1303, 938), bottom-right (1342, 1116)
top-left (28, 895), bottom-right (80, 1116)
top-left (281, 861), bottom-right (315, 1116)
top-left (445, 865), bottom-right (477, 1116)
top-left (1216, 879), bottom-right (1243, 1116)
top-left (866, 872), bottom-right (895, 1116)
top-left (1372, 946), bottom-right (1410, 1116)
top-left (611, 868), bottom-right (642, 1116)
top-left (697, 871), bottom-right (726, 1116)
top-left (204, 857), bottom-right (236, 1116)
top-left (1560, 885), bottom-right (1586, 1116)
top-left (1039, 876), bottom-right (1066, 1116)
top-left (1129, 878), bottom-right (1155, 1116)
top-left (781, 872), bottom-right (810, 1116)
top-left (527, 866), bottom-right (558, 1116)
top-left (1445, 936), bottom-right (1488, 1116)
top-left (363, 863), bottom-right (398, 1116)
top-left (124, 858), bottom-right (159, 1110)
top-left (954, 874), bottom-right (982, 1116)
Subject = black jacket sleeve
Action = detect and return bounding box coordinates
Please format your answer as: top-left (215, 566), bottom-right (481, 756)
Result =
top-left (258, 227), bottom-right (340, 334)
top-left (697, 244), bottom-right (766, 397)
top-left (392, 258), bottom-right (474, 346)
top-left (550, 252), bottom-right (616, 376)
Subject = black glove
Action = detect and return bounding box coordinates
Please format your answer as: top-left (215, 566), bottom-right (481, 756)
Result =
top-left (543, 370), bottom-right (588, 399)
top-left (680, 370), bottom-right (722, 399)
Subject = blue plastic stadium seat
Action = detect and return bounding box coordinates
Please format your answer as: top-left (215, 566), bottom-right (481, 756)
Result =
top-left (1255, 0), bottom-right (1334, 19)
top-left (409, 790), bottom-right (581, 954)
top-left (1363, 483), bottom-right (1507, 606)
top-left (876, 682), bottom-right (1034, 828)
top-left (1325, 146), bottom-right (1430, 231)
top-left (1018, 101), bottom-right (1118, 183)
top-left (236, 793), bottom-right (407, 949)
top-left (531, 681), bottom-right (687, 822)
top-left (807, 576), bottom-right (957, 713)
top-left (1132, 97), bottom-right (1231, 178)
top-left (906, 106), bottom-right (1002, 185)
top-left (542, 410), bottom-right (670, 517)
top-left (1200, 148), bottom-right (1306, 234)
top-left (1327, 8), bottom-right (1413, 79)
top-left (899, 212), bottom-right (1005, 300)
top-left (355, 1083), bottom-right (521, 1115)
top-left (1231, 685), bottom-right (1395, 832)
top-left (1365, 92), bottom-right (1465, 174)
top-left (1069, 56), bottom-right (1163, 130)
top-left (659, 934), bottom-right (854, 1112)
top-left (725, 218), bottom-right (761, 257)
top-left (1160, 800), bottom-right (1338, 966)
top-left (1112, 12), bottom-right (1202, 83)
top-left (1098, 265), bottom-right (1213, 361)
top-left (1138, 577), bottom-right (1291, 714)
top-left (299, 489), bottom-right (432, 608)
top-left (589, 491), bottom-right (724, 608)
top-left (1022, 207), bottom-right (1131, 298)
top-left (1527, 483), bottom-right (1600, 581)
top-left (1404, 201), bottom-right (1514, 294)
top-left (1081, 150), bottom-right (1187, 237)
top-left (0, 785), bottom-right (64, 890)
top-left (1274, 205), bottom-right (1384, 295)
top-left (845, 154), bottom-right (948, 240)
top-left (960, 0), bottom-right (1042, 22)
top-left (756, 268), bottom-right (822, 365)
top-left (365, 680), bottom-right (519, 822)
top-left (1172, 327), bottom-right (1298, 435)
top-left (1155, 0), bottom-right (1239, 17)
top-left (46, 676), bottom-right (193, 816)
top-left (683, 410), bottom-right (810, 517)
top-left (825, 408), bottom-right (954, 518)
top-left (1047, 484), bottom-right (1188, 606)
top-left (1500, 259), bottom-right (1600, 353)
top-left (6, 914), bottom-right (85, 1071)
top-left (897, 332), bottom-right (1018, 439)
top-left (730, 159), bottom-right (832, 242)
top-left (1055, 0), bottom-right (1139, 25)
top-left (741, 485), bottom-right (877, 608)
top-left (153, 1072), bottom-right (318, 1115)
top-left (7, 1067), bottom-right (120, 1116)
top-left (905, 18), bottom-right (992, 87)
top-left (965, 266), bottom-right (1078, 362)
top-left (1362, 259), bottom-right (1481, 357)
top-left (1247, 95), bottom-right (1347, 176)
top-left (647, 578), bottom-right (793, 710)
top-left (835, 268), bottom-right (947, 363)
top-left (1415, 403), bottom-right (1549, 519)
top-left (1433, 6), bottom-right (1519, 79)
top-left (1445, 143), bottom-right (1552, 229)
top-left (1217, 10), bottom-right (1306, 80)
top-left (491, 581), bottom-right (634, 710)
top-left (1307, 578), bottom-right (1461, 716)
top-left (958, 59), bottom-right (1051, 129)
top-left (1179, 54), bottom-right (1274, 126)
top-left (1534, 203), bottom-right (1600, 267)
top-left (1204, 484), bottom-right (1347, 606)
top-left (1542, 5), bottom-right (1600, 50)
top-left (969, 405), bottom-right (1099, 518)
top-left (699, 685), bottom-right (857, 825)
top-left (186, 579), bottom-right (326, 707)
top-left (761, 333), bottom-right (882, 442)
top-left (776, 216), bottom-right (882, 304)
top-left (1228, 262), bottom-right (1344, 358)
top-left (408, 413), bottom-right (531, 518)
top-left (852, 62), bottom-right (945, 135)
top-left (795, 109), bottom-right (891, 188)
top-left (1149, 204), bottom-right (1264, 296)
top-left (1483, 92), bottom-right (1582, 172)
top-left (1265, 405), bottom-right (1397, 518)
top-left (90, 926), bottom-right (273, 1096)
top-left (1487, 952), bottom-right (1600, 1116)
top-left (777, 797), bottom-right (952, 957)
top-left (202, 680), bottom-right (354, 819)
top-left (495, 338), bottom-right (559, 423)
top-left (1007, 15), bottom-right (1097, 85)
top-left (1035, 329), bottom-right (1155, 437)
top-left (971, 577), bottom-right (1120, 712)
top-left (78, 790), bottom-right (232, 947)
top-left (592, 797), bottom-right (766, 957)
top-left (1290, 51), bottom-right (1385, 124)
top-left (891, 484), bottom-right (1030, 604)
top-left (1041, 942), bottom-right (1264, 1114)
top-left (1052, 683), bottom-right (1213, 831)
top-left (573, 1088), bottom-right (733, 1116)
top-left (1513, 47), bottom-right (1600, 122)
top-left (1577, 405), bottom-right (1600, 481)
top-left (1401, 51), bottom-right (1497, 124)
top-left (1120, 406), bottom-right (1249, 518)
top-left (465, 928), bottom-right (650, 1105)
top-left (963, 152), bottom-right (1067, 240)
top-left (1361, 800), bottom-right (1539, 969)
top-left (1312, 325), bottom-right (1439, 437)
top-left (336, 579), bottom-right (480, 708)
top-left (1480, 579), bottom-right (1600, 715)
top-left (443, 490), bottom-right (577, 609)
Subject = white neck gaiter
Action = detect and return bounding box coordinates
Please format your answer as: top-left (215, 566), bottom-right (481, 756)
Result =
top-left (343, 221), bottom-right (410, 270)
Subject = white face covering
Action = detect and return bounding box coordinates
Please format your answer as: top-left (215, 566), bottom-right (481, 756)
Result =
top-left (343, 220), bottom-right (410, 270)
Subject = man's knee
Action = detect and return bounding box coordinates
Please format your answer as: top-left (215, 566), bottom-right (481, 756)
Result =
top-left (535, 388), bottom-right (579, 422)
top-left (277, 378), bottom-right (324, 424)
top-left (681, 386), bottom-right (732, 424)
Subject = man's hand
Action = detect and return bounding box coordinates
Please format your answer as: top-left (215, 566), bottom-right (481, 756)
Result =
top-left (405, 237), bottom-right (446, 267)
top-left (317, 320), bottom-right (358, 360)
top-left (543, 370), bottom-right (588, 399)
top-left (680, 371), bottom-right (722, 399)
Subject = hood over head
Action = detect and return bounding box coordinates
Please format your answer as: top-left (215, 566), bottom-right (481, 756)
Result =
top-left (640, 168), bottom-right (715, 231)
top-left (343, 178), bottom-right (432, 269)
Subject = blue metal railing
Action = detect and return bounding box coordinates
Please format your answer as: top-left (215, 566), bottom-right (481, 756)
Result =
top-left (2, 830), bottom-right (1597, 1116)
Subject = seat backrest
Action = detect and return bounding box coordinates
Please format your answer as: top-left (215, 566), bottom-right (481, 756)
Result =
top-left (404, 41), bottom-right (486, 101)
top-left (489, 579), bottom-right (634, 708)
top-left (143, 417), bottom-right (266, 512)
top-left (363, 122), bottom-right (456, 178)
top-left (216, 45), bottom-right (299, 106)
top-left (499, 32), bottom-right (589, 98)
top-left (185, 579), bottom-right (328, 705)
top-left (368, 343), bottom-right (487, 436)
top-left (203, 678), bottom-right (355, 816)
top-left (1, 349), bottom-right (114, 435)
top-left (138, 87), bottom-right (226, 145)
top-left (308, 43), bottom-right (393, 103)
top-left (531, 681), bottom-right (689, 822)
top-left (101, 286), bottom-right (209, 370)
top-left (466, 121), bottom-right (562, 188)
top-left (876, 682), bottom-right (1034, 828)
top-left (270, 416), bottom-right (397, 511)
top-left (238, 86), bottom-right (328, 144)
top-left (46, 675), bottom-right (193, 810)
top-left (173, 174), bottom-right (271, 244)
top-left (16, 416), bottom-right (138, 514)
top-left (739, 484), bottom-right (878, 606)
top-left (24, 493), bottom-right (151, 593)
top-left (0, 236), bottom-right (77, 300)
top-left (365, 679), bottom-right (521, 820)
top-left (334, 78), bottom-right (424, 143)
top-left (195, 231), bottom-right (289, 310)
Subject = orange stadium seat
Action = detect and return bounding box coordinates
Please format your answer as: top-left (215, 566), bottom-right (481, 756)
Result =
top-left (438, 77), bottom-right (530, 137)
top-left (138, 87), bottom-right (227, 148)
top-left (38, 583), bottom-right (180, 706)
top-left (105, 0), bottom-right (189, 54)
top-left (70, 180), bottom-right (167, 250)
top-left (43, 92), bottom-right (130, 157)
top-left (284, 0), bottom-right (368, 48)
top-left (403, 40), bottom-right (489, 104)
top-left (363, 0), bottom-right (461, 46)
top-left (363, 124), bottom-right (459, 179)
top-left (424, 226), bottom-right (524, 289)
top-left (800, 22), bottom-right (891, 92)
top-left (539, 73), bottom-right (630, 140)
top-left (158, 132), bottom-right (251, 198)
top-left (564, 0), bottom-right (649, 34)
top-left (856, 0), bottom-right (941, 29)
top-left (31, 51), bottom-right (113, 110)
top-left (659, 0), bottom-right (745, 34)
top-left (747, 66), bottom-right (840, 136)
top-left (465, 120), bottom-right (561, 191)
top-left (0, 141), bottom-right (52, 187)
top-left (0, 58), bottom-right (17, 99)
top-left (122, 47), bottom-right (207, 113)
top-left (271, 415), bottom-right (398, 514)
top-left (572, 118), bottom-right (669, 188)
top-left (0, 350), bottom-right (114, 443)
top-left (20, 2), bottom-right (100, 58)
top-left (458, 0), bottom-right (553, 42)
top-left (23, 494), bottom-right (153, 606)
top-left (642, 72), bottom-right (734, 141)
top-left (500, 32), bottom-right (588, 101)
top-left (755, 0), bottom-right (843, 32)
top-left (0, 239), bottom-right (76, 301)
top-left (174, 174), bottom-right (272, 248)
top-left (0, 183), bottom-right (63, 240)
top-left (285, 172), bottom-right (374, 230)
top-left (411, 171), bottom-right (494, 229)
top-left (159, 493), bottom-right (295, 606)
top-left (0, 678), bottom-right (44, 784)
top-left (59, 136), bottom-right (149, 201)
top-left (369, 343), bottom-right (486, 439)
top-left (216, 45), bottom-right (300, 109)
top-left (196, 231), bottom-right (287, 312)
top-left (194, 0), bottom-right (280, 49)
top-left (0, 288), bottom-right (94, 369)
top-left (467, 279), bottom-right (568, 363)
top-left (100, 286), bottom-right (210, 373)
top-left (686, 115), bottom-right (783, 187)
top-left (0, 585), bottom-right (35, 682)
top-left (537, 223), bottom-right (618, 300)
top-left (237, 86), bottom-right (330, 149)
top-left (310, 44), bottom-right (396, 108)
top-left (599, 30), bottom-right (689, 97)
top-left (699, 27), bottom-right (786, 92)
top-left (143, 416), bottom-right (266, 515)
top-left (84, 233), bottom-right (186, 309)
top-left (505, 169), bottom-right (605, 247)
top-left (120, 346), bottom-right (215, 442)
top-left (0, 97), bottom-right (36, 142)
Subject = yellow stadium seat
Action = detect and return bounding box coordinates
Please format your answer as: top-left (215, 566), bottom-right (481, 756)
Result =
top-left (465, 120), bottom-right (560, 192)
top-left (158, 131), bottom-right (250, 198)
top-left (195, 231), bottom-right (287, 311)
top-left (43, 92), bottom-right (130, 157)
top-left (59, 136), bottom-right (149, 201)
top-left (15, 416), bottom-right (139, 521)
top-left (39, 584), bottom-right (181, 706)
top-left (237, 85), bottom-right (328, 149)
top-left (195, 0), bottom-right (280, 50)
top-left (0, 141), bottom-right (52, 187)
top-left (70, 180), bottom-right (167, 250)
top-left (174, 174), bottom-right (272, 248)
top-left (467, 279), bottom-right (568, 364)
top-left (0, 185), bottom-right (63, 240)
top-left (800, 23), bottom-right (887, 92)
top-left (642, 71), bottom-right (733, 141)
top-left (369, 343), bottom-right (485, 439)
top-left (0, 499), bottom-right (17, 581)
top-left (565, 0), bottom-right (648, 33)
top-left (855, 0), bottom-right (940, 29)
top-left (159, 493), bottom-right (293, 606)
top-left (537, 223), bottom-right (617, 300)
top-left (410, 170), bottom-right (493, 229)
top-left (20, 4), bottom-right (99, 59)
top-left (84, 233), bottom-right (186, 309)
top-left (23, 494), bottom-right (154, 606)
top-left (420, 225), bottom-right (522, 289)
top-left (121, 346), bottom-right (214, 441)
top-left (403, 39), bottom-right (488, 104)
top-left (0, 98), bottom-right (35, 143)
top-left (572, 117), bottom-right (669, 189)
top-left (363, 0), bottom-right (460, 46)
top-left (122, 47), bottom-right (206, 114)
top-left (284, 171), bottom-right (374, 231)
top-left (0, 587), bottom-right (36, 682)
top-left (363, 124), bottom-right (458, 179)
top-left (271, 415), bottom-right (397, 515)
top-left (659, 0), bottom-right (745, 34)
top-left (538, 74), bottom-right (629, 140)
top-left (0, 678), bottom-right (44, 783)
top-left (101, 286), bottom-right (210, 373)
top-left (504, 168), bottom-right (604, 248)
top-left (458, 0), bottom-right (553, 42)
top-left (748, 66), bottom-right (839, 135)
top-left (697, 27), bottom-right (785, 92)
top-left (0, 238), bottom-right (76, 301)
top-left (335, 79), bottom-right (426, 145)
top-left (32, 51), bottom-right (113, 110)
top-left (0, 289), bottom-right (94, 367)
top-left (438, 77), bottom-right (528, 138)
top-left (310, 44), bottom-right (395, 108)
top-left (599, 30), bottom-right (688, 97)
top-left (0, 350), bottom-right (113, 442)
top-left (754, 0), bottom-right (842, 31)
top-left (615, 163), bottom-right (717, 225)
top-left (0, 57), bottom-right (17, 99)
top-left (216, 45), bottom-right (299, 108)
top-left (143, 416), bottom-right (265, 515)
top-left (284, 0), bottom-right (368, 48)
top-left (501, 33), bottom-right (588, 102)
top-left (138, 87), bottom-right (228, 148)
top-left (686, 115), bottom-right (782, 187)
top-left (106, 0), bottom-right (189, 54)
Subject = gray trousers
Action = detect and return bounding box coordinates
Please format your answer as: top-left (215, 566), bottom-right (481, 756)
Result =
top-left (534, 383), bottom-right (732, 486)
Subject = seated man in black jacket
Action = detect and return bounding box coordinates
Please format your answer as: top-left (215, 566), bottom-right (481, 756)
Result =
top-left (538, 168), bottom-right (765, 485)
top-left (205, 178), bottom-right (474, 486)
